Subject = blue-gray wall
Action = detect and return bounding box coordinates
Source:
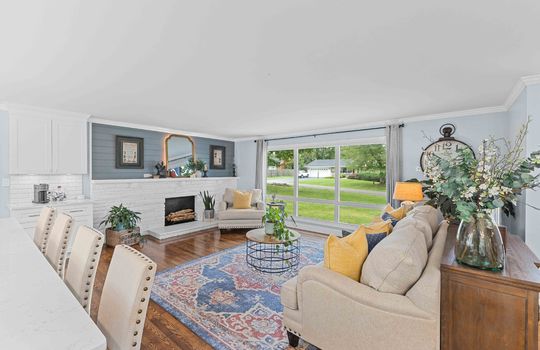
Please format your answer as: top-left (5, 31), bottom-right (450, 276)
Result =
top-left (501, 90), bottom-right (528, 239)
top-left (401, 111), bottom-right (509, 181)
top-left (0, 110), bottom-right (9, 217)
top-left (92, 123), bottom-right (234, 179)
top-left (525, 84), bottom-right (540, 254)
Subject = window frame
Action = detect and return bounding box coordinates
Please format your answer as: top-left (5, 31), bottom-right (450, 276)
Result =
top-left (266, 136), bottom-right (386, 228)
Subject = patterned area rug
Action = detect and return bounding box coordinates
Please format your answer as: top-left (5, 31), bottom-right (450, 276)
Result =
top-left (151, 238), bottom-right (324, 350)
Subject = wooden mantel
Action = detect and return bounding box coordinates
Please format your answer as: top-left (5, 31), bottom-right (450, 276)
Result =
top-left (441, 224), bottom-right (540, 350)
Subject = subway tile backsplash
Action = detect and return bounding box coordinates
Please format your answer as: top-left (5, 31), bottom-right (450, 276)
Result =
top-left (9, 175), bottom-right (84, 206)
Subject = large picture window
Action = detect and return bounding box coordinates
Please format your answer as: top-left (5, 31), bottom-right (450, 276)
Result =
top-left (266, 140), bottom-right (386, 227)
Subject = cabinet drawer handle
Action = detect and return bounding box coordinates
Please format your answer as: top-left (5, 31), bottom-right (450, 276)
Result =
top-left (68, 209), bottom-right (85, 213)
top-left (28, 214), bottom-right (40, 218)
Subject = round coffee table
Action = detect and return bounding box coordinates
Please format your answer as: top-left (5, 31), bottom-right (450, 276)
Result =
top-left (245, 228), bottom-right (301, 274)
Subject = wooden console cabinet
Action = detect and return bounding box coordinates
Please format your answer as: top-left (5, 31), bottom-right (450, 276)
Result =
top-left (441, 225), bottom-right (540, 350)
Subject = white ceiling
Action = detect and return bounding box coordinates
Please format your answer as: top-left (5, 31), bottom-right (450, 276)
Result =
top-left (1, 1), bottom-right (540, 139)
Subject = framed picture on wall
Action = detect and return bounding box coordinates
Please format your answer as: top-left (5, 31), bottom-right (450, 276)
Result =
top-left (116, 136), bottom-right (144, 169)
top-left (210, 145), bottom-right (226, 169)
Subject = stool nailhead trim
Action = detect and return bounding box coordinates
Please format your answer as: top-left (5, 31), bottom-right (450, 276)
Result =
top-left (120, 244), bottom-right (155, 349)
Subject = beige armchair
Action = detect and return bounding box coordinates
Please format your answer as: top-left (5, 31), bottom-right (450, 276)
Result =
top-left (217, 188), bottom-right (265, 230)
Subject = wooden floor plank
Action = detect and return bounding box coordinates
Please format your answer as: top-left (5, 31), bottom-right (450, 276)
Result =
top-left (90, 228), bottom-right (325, 349)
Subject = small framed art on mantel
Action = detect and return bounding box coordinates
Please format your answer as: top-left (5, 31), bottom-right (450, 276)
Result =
top-left (116, 135), bottom-right (144, 169)
top-left (210, 145), bottom-right (226, 169)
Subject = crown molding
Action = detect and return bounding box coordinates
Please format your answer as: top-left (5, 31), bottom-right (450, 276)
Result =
top-left (232, 105), bottom-right (507, 142)
top-left (504, 74), bottom-right (540, 109)
top-left (233, 136), bottom-right (264, 142)
top-left (504, 79), bottom-right (526, 110)
top-left (4, 103), bottom-right (89, 120)
top-left (89, 117), bottom-right (236, 142)
top-left (397, 105), bottom-right (507, 124)
top-left (522, 74), bottom-right (540, 86)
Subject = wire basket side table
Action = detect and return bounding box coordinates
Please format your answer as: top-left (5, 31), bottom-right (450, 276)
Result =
top-left (245, 228), bottom-right (301, 274)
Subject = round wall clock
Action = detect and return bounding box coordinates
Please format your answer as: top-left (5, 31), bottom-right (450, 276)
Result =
top-left (419, 124), bottom-right (475, 171)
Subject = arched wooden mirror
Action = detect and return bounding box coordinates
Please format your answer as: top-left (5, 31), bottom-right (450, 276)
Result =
top-left (164, 134), bottom-right (195, 175)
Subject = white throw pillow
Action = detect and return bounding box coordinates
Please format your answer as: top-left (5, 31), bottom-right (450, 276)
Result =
top-left (223, 188), bottom-right (235, 205)
top-left (361, 226), bottom-right (428, 295)
top-left (250, 189), bottom-right (262, 205)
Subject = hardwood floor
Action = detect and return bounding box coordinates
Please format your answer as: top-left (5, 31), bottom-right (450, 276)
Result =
top-left (90, 228), bottom-right (324, 349)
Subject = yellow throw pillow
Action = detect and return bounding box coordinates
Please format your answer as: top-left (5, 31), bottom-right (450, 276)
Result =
top-left (373, 204), bottom-right (405, 221)
top-left (382, 203), bottom-right (406, 220)
top-left (324, 229), bottom-right (368, 281)
top-left (361, 220), bottom-right (393, 235)
top-left (232, 190), bottom-right (252, 209)
top-left (372, 215), bottom-right (383, 223)
top-left (355, 221), bottom-right (392, 252)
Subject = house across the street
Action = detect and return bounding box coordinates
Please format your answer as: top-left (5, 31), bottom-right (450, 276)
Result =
top-left (305, 159), bottom-right (350, 178)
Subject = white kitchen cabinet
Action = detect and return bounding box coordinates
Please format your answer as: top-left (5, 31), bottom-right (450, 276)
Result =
top-left (9, 113), bottom-right (52, 174)
top-left (10, 201), bottom-right (94, 253)
top-left (52, 118), bottom-right (88, 174)
top-left (8, 106), bottom-right (88, 174)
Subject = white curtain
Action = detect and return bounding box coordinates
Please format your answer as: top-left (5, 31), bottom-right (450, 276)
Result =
top-left (255, 139), bottom-right (267, 195)
top-left (386, 124), bottom-right (402, 207)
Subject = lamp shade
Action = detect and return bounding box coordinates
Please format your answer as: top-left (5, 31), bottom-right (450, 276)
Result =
top-left (393, 182), bottom-right (424, 201)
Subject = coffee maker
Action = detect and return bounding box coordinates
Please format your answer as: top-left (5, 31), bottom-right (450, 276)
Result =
top-left (32, 184), bottom-right (49, 204)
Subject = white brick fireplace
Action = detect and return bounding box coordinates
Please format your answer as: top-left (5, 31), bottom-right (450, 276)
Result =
top-left (91, 177), bottom-right (238, 239)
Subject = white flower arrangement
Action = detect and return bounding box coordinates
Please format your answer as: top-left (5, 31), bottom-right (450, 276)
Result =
top-left (423, 119), bottom-right (540, 222)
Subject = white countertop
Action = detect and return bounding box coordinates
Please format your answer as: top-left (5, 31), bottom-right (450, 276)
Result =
top-left (9, 198), bottom-right (94, 211)
top-left (92, 176), bottom-right (238, 184)
top-left (0, 217), bottom-right (106, 350)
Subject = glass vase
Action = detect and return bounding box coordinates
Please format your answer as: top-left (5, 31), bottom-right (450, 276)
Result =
top-left (455, 214), bottom-right (505, 271)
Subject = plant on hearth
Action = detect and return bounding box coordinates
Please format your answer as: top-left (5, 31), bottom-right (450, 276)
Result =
top-left (199, 190), bottom-right (216, 220)
top-left (99, 204), bottom-right (141, 231)
top-left (199, 191), bottom-right (215, 210)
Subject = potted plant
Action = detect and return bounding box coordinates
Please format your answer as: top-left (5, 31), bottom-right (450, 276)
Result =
top-left (199, 190), bottom-right (216, 220)
top-left (423, 119), bottom-right (540, 270)
top-left (99, 204), bottom-right (143, 247)
top-left (262, 206), bottom-right (281, 234)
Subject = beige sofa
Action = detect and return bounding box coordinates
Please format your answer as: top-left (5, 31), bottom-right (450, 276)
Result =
top-left (217, 188), bottom-right (265, 230)
top-left (280, 206), bottom-right (447, 350)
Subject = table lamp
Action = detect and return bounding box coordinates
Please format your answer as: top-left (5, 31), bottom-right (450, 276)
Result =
top-left (393, 182), bottom-right (424, 209)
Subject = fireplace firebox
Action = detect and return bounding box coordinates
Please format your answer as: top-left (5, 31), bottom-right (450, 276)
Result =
top-left (165, 196), bottom-right (196, 226)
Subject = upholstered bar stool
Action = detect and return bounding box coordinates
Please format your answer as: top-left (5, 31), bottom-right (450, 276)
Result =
top-left (33, 207), bottom-right (56, 253)
top-left (97, 245), bottom-right (157, 350)
top-left (65, 225), bottom-right (104, 313)
top-left (44, 213), bottom-right (73, 278)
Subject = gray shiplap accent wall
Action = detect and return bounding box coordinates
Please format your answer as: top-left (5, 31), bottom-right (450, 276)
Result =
top-left (195, 137), bottom-right (235, 178)
top-left (92, 123), bottom-right (234, 179)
